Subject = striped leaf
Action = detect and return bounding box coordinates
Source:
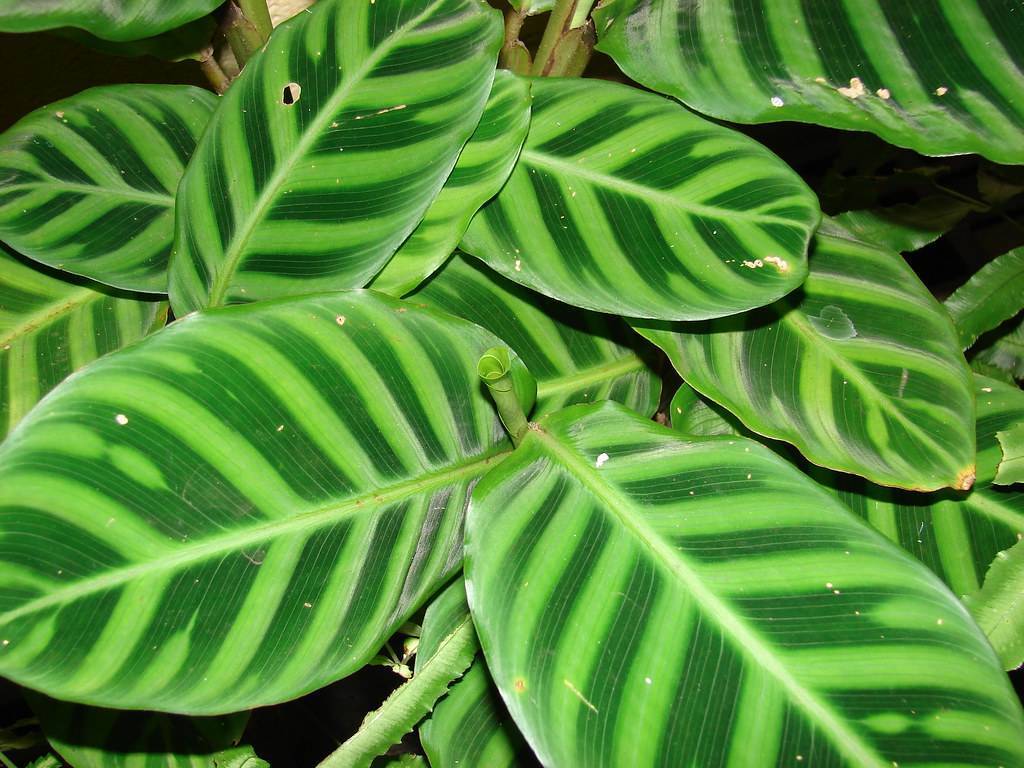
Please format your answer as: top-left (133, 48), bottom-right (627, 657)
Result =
top-left (1, 246), bottom-right (165, 440)
top-left (996, 423), bottom-right (1024, 485)
top-left (973, 315), bottom-right (1024, 380)
top-left (459, 77), bottom-right (819, 321)
top-left (0, 291), bottom-right (524, 713)
top-left (832, 204), bottom-right (968, 254)
top-left (945, 247), bottom-right (1024, 350)
top-left (0, 85), bottom-right (216, 293)
top-left (636, 218), bottom-right (976, 491)
top-left (169, 0), bottom-right (503, 315)
top-left (28, 694), bottom-right (249, 768)
top-left (417, 580), bottom-right (536, 768)
top-left (0, 0), bottom-right (221, 41)
top-left (369, 72), bottom-right (531, 297)
top-left (465, 401), bottom-right (1024, 766)
top-left (410, 254), bottom-right (659, 418)
top-left (669, 384), bottom-right (741, 438)
top-left (594, 0), bottom-right (1024, 164)
top-left (964, 540), bottom-right (1024, 671)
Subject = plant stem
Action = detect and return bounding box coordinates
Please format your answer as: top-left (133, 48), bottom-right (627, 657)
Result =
top-left (316, 618), bottom-right (478, 768)
top-left (223, 0), bottom-right (270, 69)
top-left (0, 751), bottom-right (16, 768)
top-left (238, 0), bottom-right (274, 40)
top-left (499, 7), bottom-right (532, 74)
top-left (199, 48), bottom-right (232, 94)
top-left (478, 347), bottom-right (531, 446)
top-left (531, 0), bottom-right (595, 77)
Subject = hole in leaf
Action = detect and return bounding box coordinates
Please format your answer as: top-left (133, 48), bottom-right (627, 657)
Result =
top-left (282, 83), bottom-right (301, 105)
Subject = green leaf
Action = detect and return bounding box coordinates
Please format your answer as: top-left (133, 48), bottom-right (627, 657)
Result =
top-left (459, 77), bottom-right (819, 321)
top-left (0, 291), bottom-right (522, 713)
top-left (28, 693), bottom-right (248, 768)
top-left (211, 747), bottom-right (270, 768)
top-left (669, 384), bottom-right (741, 438)
top-left (169, 0), bottom-right (503, 315)
top-left (0, 85), bottom-right (217, 293)
top-left (594, 0), bottom-right (1024, 164)
top-left (973, 315), bottom-right (1024, 380)
top-left (54, 16), bottom-right (218, 62)
top-left (465, 401), bottom-right (1024, 766)
top-left (812, 375), bottom-right (1023, 599)
top-left (963, 540), bottom-right (1024, 671)
top-left (410, 255), bottom-right (659, 418)
top-left (416, 580), bottom-right (536, 768)
top-left (636, 218), bottom-right (976, 491)
top-left (369, 72), bottom-right (531, 297)
top-left (832, 201), bottom-right (969, 254)
top-left (0, 0), bottom-right (221, 41)
top-left (995, 422), bottom-right (1024, 486)
top-left (945, 247), bottom-right (1024, 350)
top-left (1, 246), bottom-right (165, 440)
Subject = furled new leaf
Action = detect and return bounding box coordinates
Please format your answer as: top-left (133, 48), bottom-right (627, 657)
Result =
top-left (995, 423), bottom-right (1024, 486)
top-left (0, 291), bottom-right (525, 713)
top-left (460, 77), bottom-right (819, 321)
top-left (466, 402), bottom-right (1024, 766)
top-left (1, 246), bottom-right (165, 440)
top-left (963, 540), bottom-right (1024, 671)
top-left (636, 218), bottom-right (976, 491)
top-left (369, 71), bottom-right (531, 297)
top-left (595, 0), bottom-right (1024, 164)
top-left (945, 247), bottom-right (1024, 350)
top-left (169, 0), bottom-right (502, 315)
top-left (0, 86), bottom-right (216, 293)
top-left (0, 0), bottom-right (221, 41)
top-left (411, 255), bottom-right (659, 418)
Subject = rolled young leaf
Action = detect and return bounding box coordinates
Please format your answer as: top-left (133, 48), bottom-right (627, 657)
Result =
top-left (465, 401), bottom-right (1024, 766)
top-left (459, 77), bottom-right (820, 321)
top-left (636, 218), bottom-right (976, 491)
top-left (0, 291), bottom-right (527, 713)
top-left (0, 0), bottom-right (221, 41)
top-left (944, 247), bottom-right (1024, 350)
top-left (369, 71), bottom-right (532, 297)
top-left (963, 539), bottom-right (1024, 671)
top-left (0, 86), bottom-right (217, 293)
top-left (1, 246), bottom-right (165, 440)
top-left (169, 0), bottom-right (503, 315)
top-left (594, 0), bottom-right (1024, 164)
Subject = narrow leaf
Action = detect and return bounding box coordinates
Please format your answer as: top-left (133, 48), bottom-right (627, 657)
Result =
top-left (0, 0), bottom-right (221, 41)
top-left (995, 423), bottom-right (1024, 486)
top-left (466, 401), bottom-right (1024, 766)
top-left (595, 0), bottom-right (1024, 164)
top-left (369, 72), bottom-right (532, 297)
top-left (460, 77), bottom-right (819, 321)
top-left (945, 247), bottom-right (1024, 350)
top-left (0, 291), bottom-right (522, 713)
top-left (636, 218), bottom-right (976, 491)
top-left (963, 540), bottom-right (1024, 671)
top-left (0, 86), bottom-right (216, 293)
top-left (169, 0), bottom-right (503, 315)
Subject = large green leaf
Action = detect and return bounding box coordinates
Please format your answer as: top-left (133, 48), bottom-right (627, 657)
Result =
top-left (0, 0), bottom-right (221, 41)
top-left (459, 77), bottom-right (819, 321)
top-left (636, 218), bottom-right (975, 491)
top-left (972, 315), bottom-right (1024, 380)
top-left (0, 86), bottom-right (216, 293)
top-left (410, 255), bottom-right (659, 418)
top-left (964, 540), bottom-right (1024, 671)
top-left (1, 246), bottom-right (164, 440)
top-left (0, 291), bottom-right (524, 713)
top-left (945, 247), bottom-right (1024, 350)
top-left (466, 401), bottom-right (1024, 766)
top-left (369, 72), bottom-right (531, 297)
top-left (417, 580), bottom-right (536, 768)
top-left (594, 0), bottom-right (1024, 164)
top-left (996, 422), bottom-right (1024, 485)
top-left (169, 0), bottom-right (502, 315)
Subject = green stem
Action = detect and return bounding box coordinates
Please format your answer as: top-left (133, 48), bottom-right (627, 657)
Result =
top-left (223, 0), bottom-right (269, 69)
top-left (478, 347), bottom-right (530, 446)
top-left (499, 7), bottom-right (532, 74)
top-left (531, 0), bottom-right (595, 77)
top-left (199, 48), bottom-right (232, 94)
top-left (0, 751), bottom-right (16, 768)
top-left (238, 0), bottom-right (274, 40)
top-left (316, 618), bottom-right (478, 768)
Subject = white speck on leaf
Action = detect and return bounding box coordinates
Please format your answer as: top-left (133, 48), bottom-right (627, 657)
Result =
top-left (514, 259), bottom-right (522, 271)
top-left (771, 96), bottom-right (784, 107)
top-left (335, 315), bottom-right (346, 326)
top-left (935, 86), bottom-right (948, 96)
top-left (596, 452), bottom-right (609, 468)
top-left (837, 77), bottom-right (866, 99)
top-left (877, 88), bottom-right (891, 99)
top-left (763, 255), bottom-right (789, 272)
top-left (115, 414), bottom-right (128, 425)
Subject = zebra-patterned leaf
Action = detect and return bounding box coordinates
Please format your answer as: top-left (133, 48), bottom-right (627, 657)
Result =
top-left (0, 0), bottom-right (221, 41)
top-left (459, 77), bottom-right (819, 321)
top-left (1, 246), bottom-right (165, 440)
top-left (169, 0), bottom-right (502, 316)
top-left (410, 254), bottom-right (659, 418)
top-left (964, 539), bottom-right (1024, 671)
top-left (594, 0), bottom-right (1024, 164)
top-left (417, 579), bottom-right (536, 768)
top-left (0, 291), bottom-right (524, 714)
top-left (0, 85), bottom-right (216, 293)
top-left (27, 693), bottom-right (249, 768)
top-left (945, 247), bottom-right (1024, 351)
top-left (465, 401), bottom-right (1024, 767)
top-left (669, 383), bottom-right (741, 438)
top-left (369, 71), bottom-right (531, 297)
top-left (635, 218), bottom-right (976, 491)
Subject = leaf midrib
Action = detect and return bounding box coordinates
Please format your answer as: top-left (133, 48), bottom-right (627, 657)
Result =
top-left (0, 287), bottom-right (98, 349)
top-left (3, 181), bottom-right (171, 207)
top-left (0, 447), bottom-right (509, 625)
top-left (205, 0), bottom-right (449, 307)
top-left (536, 354), bottom-right (648, 399)
top-left (531, 426), bottom-right (888, 768)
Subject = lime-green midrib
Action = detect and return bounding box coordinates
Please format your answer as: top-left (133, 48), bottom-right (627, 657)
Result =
top-left (536, 354), bottom-right (648, 399)
top-left (0, 287), bottom-right (99, 349)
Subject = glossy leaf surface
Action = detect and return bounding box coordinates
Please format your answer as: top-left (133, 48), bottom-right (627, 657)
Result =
top-left (595, 0), bottom-right (1024, 164)
top-left (466, 402), bottom-right (1024, 767)
top-left (0, 0), bottom-right (221, 41)
top-left (964, 540), bottom-right (1024, 671)
top-left (460, 77), bottom-right (819, 321)
top-left (369, 72), bottom-right (531, 297)
top-left (411, 255), bottom-right (658, 418)
top-left (0, 86), bottom-right (216, 293)
top-left (973, 315), bottom-right (1024, 380)
top-left (637, 219), bottom-right (975, 491)
top-left (169, 0), bottom-right (503, 315)
top-left (945, 247), bottom-right (1024, 350)
top-left (0, 291), bottom-right (518, 713)
top-left (995, 423), bottom-right (1024, 486)
top-left (1, 247), bottom-right (164, 440)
